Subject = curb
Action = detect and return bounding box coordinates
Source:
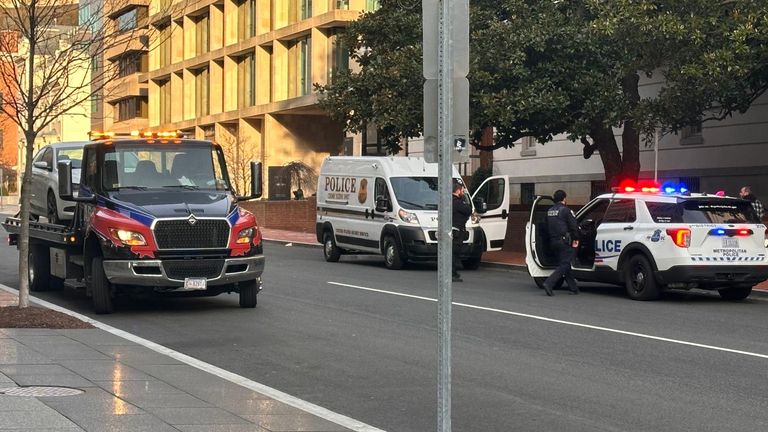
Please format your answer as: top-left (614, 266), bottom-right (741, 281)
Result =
top-left (264, 238), bottom-right (320, 249)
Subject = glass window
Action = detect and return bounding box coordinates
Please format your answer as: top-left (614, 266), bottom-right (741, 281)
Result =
top-left (390, 177), bottom-right (468, 210)
top-left (238, 53), bottom-right (256, 108)
top-left (578, 199), bottom-right (610, 225)
top-left (299, 37), bottom-right (311, 96)
top-left (41, 148), bottom-right (53, 167)
top-left (57, 148), bottom-right (83, 169)
top-left (102, 143), bottom-right (229, 191)
top-left (602, 199), bottom-right (636, 223)
top-left (195, 68), bottom-right (210, 117)
top-left (196, 14), bottom-right (210, 55)
top-left (116, 9), bottom-right (137, 32)
top-left (300, 0), bottom-right (312, 19)
top-left (366, 0), bottom-right (379, 11)
top-left (83, 148), bottom-right (98, 190)
top-left (475, 177), bottom-right (506, 211)
top-left (681, 199), bottom-right (758, 224)
top-left (238, 0), bottom-right (257, 38)
top-left (521, 182), bottom-right (535, 205)
top-left (328, 29), bottom-right (348, 85)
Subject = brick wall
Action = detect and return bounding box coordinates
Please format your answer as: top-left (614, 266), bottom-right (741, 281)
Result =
top-left (240, 198), bottom-right (317, 233)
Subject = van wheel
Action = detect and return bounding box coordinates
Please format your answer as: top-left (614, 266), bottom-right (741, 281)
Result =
top-left (28, 245), bottom-right (51, 292)
top-left (383, 236), bottom-right (404, 270)
top-left (90, 257), bottom-right (114, 314)
top-left (624, 254), bottom-right (660, 300)
top-left (239, 279), bottom-right (260, 308)
top-left (718, 285), bottom-right (752, 301)
top-left (323, 231), bottom-right (341, 262)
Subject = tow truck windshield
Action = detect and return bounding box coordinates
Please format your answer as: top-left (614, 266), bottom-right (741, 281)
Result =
top-left (101, 143), bottom-right (231, 192)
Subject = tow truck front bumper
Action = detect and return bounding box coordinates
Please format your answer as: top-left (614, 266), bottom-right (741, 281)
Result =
top-left (102, 255), bottom-right (265, 288)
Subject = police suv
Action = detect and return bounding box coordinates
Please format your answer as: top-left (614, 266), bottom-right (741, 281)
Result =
top-left (525, 182), bottom-right (768, 300)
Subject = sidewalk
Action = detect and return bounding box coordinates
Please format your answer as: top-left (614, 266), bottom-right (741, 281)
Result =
top-left (0, 289), bottom-right (368, 432)
top-left (260, 228), bottom-right (768, 293)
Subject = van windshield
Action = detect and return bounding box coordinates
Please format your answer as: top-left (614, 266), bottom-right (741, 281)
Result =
top-left (390, 176), bottom-right (468, 210)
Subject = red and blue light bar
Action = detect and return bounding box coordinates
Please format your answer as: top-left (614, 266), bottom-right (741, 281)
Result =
top-left (613, 180), bottom-right (690, 195)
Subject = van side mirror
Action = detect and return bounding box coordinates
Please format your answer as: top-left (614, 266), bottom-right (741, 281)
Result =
top-left (375, 196), bottom-right (390, 213)
top-left (473, 197), bottom-right (488, 214)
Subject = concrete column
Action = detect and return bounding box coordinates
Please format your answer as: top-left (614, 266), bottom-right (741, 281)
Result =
top-left (311, 28), bottom-right (328, 91)
top-left (172, 20), bottom-right (184, 64)
top-left (210, 60), bottom-right (224, 115)
top-left (183, 68), bottom-right (195, 120)
top-left (313, 0), bottom-right (329, 15)
top-left (224, 0), bottom-right (239, 46)
top-left (272, 41), bottom-right (288, 101)
top-left (349, 0), bottom-right (365, 11)
top-left (273, 0), bottom-right (288, 29)
top-left (184, 16), bottom-right (196, 60)
top-left (171, 72), bottom-right (184, 123)
top-left (223, 55), bottom-right (238, 112)
top-left (256, 46), bottom-right (271, 104)
top-left (210, 4), bottom-right (224, 51)
top-left (257, 0), bottom-right (271, 34)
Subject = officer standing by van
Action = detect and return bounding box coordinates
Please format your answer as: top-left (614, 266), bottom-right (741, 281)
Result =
top-left (452, 181), bottom-right (472, 282)
top-left (542, 190), bottom-right (580, 296)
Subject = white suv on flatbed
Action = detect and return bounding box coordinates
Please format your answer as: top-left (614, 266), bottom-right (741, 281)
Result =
top-left (526, 184), bottom-right (768, 300)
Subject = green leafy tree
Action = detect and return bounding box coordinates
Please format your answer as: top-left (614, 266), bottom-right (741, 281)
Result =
top-left (317, 0), bottom-right (768, 186)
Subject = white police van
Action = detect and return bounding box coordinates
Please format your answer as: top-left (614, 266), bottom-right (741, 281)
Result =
top-left (316, 156), bottom-right (509, 269)
top-left (525, 182), bottom-right (768, 300)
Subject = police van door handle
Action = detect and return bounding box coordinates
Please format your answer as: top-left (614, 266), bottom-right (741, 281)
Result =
top-left (501, 209), bottom-right (508, 219)
top-left (623, 226), bottom-right (634, 231)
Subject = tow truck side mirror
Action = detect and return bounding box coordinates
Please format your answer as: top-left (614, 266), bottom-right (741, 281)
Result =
top-left (58, 160), bottom-right (95, 203)
top-left (250, 161), bottom-right (262, 199)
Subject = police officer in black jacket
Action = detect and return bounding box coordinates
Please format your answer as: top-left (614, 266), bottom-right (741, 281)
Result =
top-left (452, 180), bottom-right (472, 282)
top-left (542, 190), bottom-right (580, 296)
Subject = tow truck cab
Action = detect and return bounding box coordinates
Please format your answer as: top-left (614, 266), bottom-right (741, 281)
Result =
top-left (9, 133), bottom-right (264, 314)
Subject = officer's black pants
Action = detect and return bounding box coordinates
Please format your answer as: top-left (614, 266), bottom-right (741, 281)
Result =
top-left (543, 241), bottom-right (578, 291)
top-left (452, 230), bottom-right (465, 276)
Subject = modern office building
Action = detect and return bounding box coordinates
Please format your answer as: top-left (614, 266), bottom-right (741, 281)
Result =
top-left (145, 0), bottom-right (377, 197)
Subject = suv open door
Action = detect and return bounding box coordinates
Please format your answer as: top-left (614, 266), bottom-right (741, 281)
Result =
top-left (472, 175), bottom-right (509, 251)
top-left (525, 195), bottom-right (557, 287)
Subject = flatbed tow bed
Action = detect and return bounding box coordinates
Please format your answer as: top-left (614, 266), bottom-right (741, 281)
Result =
top-left (3, 217), bottom-right (81, 246)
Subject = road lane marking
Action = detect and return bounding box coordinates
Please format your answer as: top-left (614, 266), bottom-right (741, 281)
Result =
top-left (328, 281), bottom-right (768, 360)
top-left (0, 284), bottom-right (385, 432)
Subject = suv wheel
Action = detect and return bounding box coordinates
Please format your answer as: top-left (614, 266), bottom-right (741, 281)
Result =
top-left (46, 191), bottom-right (60, 225)
top-left (383, 236), bottom-right (404, 270)
top-left (323, 231), bottom-right (341, 262)
top-left (624, 254), bottom-right (660, 300)
top-left (718, 285), bottom-right (752, 301)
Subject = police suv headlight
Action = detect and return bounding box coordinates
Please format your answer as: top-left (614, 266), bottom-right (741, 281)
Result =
top-left (398, 209), bottom-right (419, 224)
top-left (236, 227), bottom-right (254, 244)
top-left (110, 229), bottom-right (147, 246)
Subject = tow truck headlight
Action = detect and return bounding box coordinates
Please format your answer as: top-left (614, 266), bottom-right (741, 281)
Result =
top-left (236, 227), bottom-right (254, 244)
top-left (110, 229), bottom-right (147, 246)
top-left (398, 209), bottom-right (419, 224)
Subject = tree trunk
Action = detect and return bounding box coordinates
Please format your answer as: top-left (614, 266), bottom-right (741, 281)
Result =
top-left (479, 127), bottom-right (494, 170)
top-left (620, 73), bottom-right (641, 182)
top-left (17, 130), bottom-right (36, 309)
top-left (591, 126), bottom-right (623, 188)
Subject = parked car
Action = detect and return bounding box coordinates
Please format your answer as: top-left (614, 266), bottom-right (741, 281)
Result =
top-left (30, 142), bottom-right (87, 223)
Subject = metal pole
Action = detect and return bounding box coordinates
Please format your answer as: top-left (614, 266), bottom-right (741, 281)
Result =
top-left (437, 0), bottom-right (453, 429)
top-left (654, 129), bottom-right (659, 183)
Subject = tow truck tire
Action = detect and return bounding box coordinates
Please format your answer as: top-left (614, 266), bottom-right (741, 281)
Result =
top-left (239, 279), bottom-right (259, 308)
top-left (28, 245), bottom-right (51, 292)
top-left (91, 257), bottom-right (114, 314)
top-left (383, 236), bottom-right (405, 270)
top-left (718, 285), bottom-right (752, 301)
top-left (624, 254), bottom-right (660, 301)
top-left (323, 231), bottom-right (341, 262)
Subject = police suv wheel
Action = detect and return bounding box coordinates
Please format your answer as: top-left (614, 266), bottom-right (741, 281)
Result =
top-left (383, 236), bottom-right (404, 270)
top-left (323, 231), bottom-right (341, 262)
top-left (624, 254), bottom-right (660, 301)
top-left (718, 285), bottom-right (752, 301)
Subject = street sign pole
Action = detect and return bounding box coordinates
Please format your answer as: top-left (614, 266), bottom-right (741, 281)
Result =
top-left (437, 0), bottom-right (453, 430)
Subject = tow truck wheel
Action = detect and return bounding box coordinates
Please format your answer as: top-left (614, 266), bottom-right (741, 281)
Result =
top-left (28, 245), bottom-right (51, 292)
top-left (46, 191), bottom-right (61, 225)
top-left (624, 254), bottom-right (660, 301)
top-left (718, 285), bottom-right (752, 301)
top-left (383, 236), bottom-right (404, 270)
top-left (90, 257), bottom-right (114, 314)
top-left (239, 279), bottom-right (260, 308)
top-left (323, 231), bottom-right (341, 262)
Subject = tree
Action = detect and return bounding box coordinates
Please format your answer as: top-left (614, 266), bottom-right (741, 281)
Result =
top-left (317, 0), bottom-right (768, 186)
top-left (0, 0), bottom-right (179, 308)
top-left (218, 134), bottom-right (259, 195)
top-left (282, 161), bottom-right (317, 199)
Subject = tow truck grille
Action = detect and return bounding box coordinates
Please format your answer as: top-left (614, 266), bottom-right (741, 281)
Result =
top-left (165, 260), bottom-right (224, 280)
top-left (154, 219), bottom-right (230, 249)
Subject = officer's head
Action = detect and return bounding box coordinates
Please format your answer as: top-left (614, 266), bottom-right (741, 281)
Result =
top-left (554, 190), bottom-right (567, 204)
top-left (453, 180), bottom-right (464, 197)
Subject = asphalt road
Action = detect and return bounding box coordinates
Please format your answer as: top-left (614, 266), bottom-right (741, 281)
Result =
top-left (2, 228), bottom-right (768, 431)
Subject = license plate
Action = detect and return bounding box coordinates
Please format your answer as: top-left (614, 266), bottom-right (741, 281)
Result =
top-left (722, 238), bottom-right (739, 249)
top-left (184, 278), bottom-right (207, 290)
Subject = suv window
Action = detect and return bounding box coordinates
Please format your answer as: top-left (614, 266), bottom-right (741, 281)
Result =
top-left (603, 199), bottom-right (636, 223)
top-left (645, 199), bottom-right (759, 224)
top-left (578, 199), bottom-right (610, 225)
top-left (41, 148), bottom-right (53, 168)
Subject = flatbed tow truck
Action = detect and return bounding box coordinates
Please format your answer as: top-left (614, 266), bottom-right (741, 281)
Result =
top-left (3, 131), bottom-right (265, 314)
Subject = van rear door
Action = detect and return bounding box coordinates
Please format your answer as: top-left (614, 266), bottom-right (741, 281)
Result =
top-left (472, 175), bottom-right (509, 251)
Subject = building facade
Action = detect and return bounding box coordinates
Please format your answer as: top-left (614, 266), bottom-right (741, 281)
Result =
top-left (88, 0), bottom-right (151, 133)
top-left (145, 0), bottom-right (377, 197)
